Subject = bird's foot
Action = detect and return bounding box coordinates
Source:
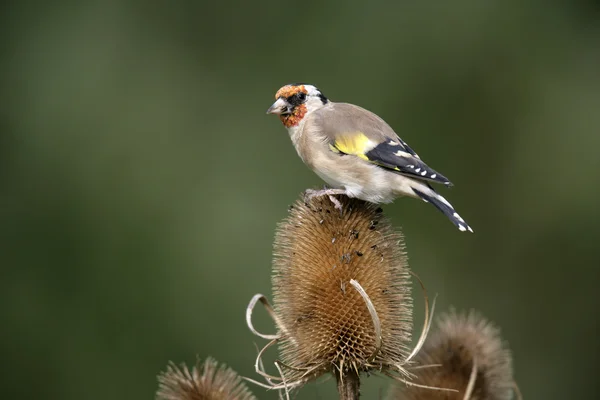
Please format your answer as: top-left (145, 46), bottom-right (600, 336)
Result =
top-left (304, 188), bottom-right (346, 214)
top-left (328, 195), bottom-right (343, 212)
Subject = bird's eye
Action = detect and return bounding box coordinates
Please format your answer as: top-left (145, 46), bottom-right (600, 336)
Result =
top-left (297, 92), bottom-right (306, 101)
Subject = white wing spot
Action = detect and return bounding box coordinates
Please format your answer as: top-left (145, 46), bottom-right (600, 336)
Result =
top-left (415, 168), bottom-right (421, 172)
top-left (431, 174), bottom-right (437, 179)
top-left (467, 226), bottom-right (474, 233)
top-left (408, 165), bottom-right (414, 168)
top-left (389, 141), bottom-right (400, 146)
top-left (420, 170), bottom-right (427, 176)
top-left (458, 224), bottom-right (466, 232)
top-left (395, 150), bottom-right (412, 157)
top-left (453, 212), bottom-right (465, 223)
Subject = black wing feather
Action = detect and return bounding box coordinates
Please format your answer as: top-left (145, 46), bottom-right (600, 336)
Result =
top-left (364, 141), bottom-right (453, 186)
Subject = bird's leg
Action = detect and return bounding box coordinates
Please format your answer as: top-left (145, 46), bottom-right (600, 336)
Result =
top-left (304, 188), bottom-right (347, 212)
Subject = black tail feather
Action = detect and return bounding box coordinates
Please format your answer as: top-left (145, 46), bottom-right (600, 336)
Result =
top-left (412, 188), bottom-right (473, 233)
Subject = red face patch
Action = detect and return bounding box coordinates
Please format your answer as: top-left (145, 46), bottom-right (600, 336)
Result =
top-left (275, 84), bottom-right (308, 99)
top-left (280, 104), bottom-right (307, 127)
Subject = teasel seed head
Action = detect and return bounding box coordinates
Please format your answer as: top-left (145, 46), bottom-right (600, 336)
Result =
top-left (269, 193), bottom-right (414, 387)
top-left (156, 357), bottom-right (256, 400)
top-left (391, 309), bottom-right (516, 400)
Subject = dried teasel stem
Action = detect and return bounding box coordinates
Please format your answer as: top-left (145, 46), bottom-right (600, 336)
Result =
top-left (335, 368), bottom-right (360, 400)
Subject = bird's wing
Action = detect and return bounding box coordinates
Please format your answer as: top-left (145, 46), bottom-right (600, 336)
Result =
top-left (312, 103), bottom-right (453, 186)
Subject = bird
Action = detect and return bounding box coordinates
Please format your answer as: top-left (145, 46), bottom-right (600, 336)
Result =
top-left (266, 83), bottom-right (473, 233)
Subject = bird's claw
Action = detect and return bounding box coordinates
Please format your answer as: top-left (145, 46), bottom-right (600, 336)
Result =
top-left (328, 195), bottom-right (343, 215)
top-left (303, 188), bottom-right (345, 215)
top-left (303, 189), bottom-right (318, 203)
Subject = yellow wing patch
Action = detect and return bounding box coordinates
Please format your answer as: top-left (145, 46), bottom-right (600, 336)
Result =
top-left (332, 132), bottom-right (372, 160)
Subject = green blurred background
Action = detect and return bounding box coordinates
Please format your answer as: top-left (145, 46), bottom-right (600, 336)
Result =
top-left (2, 0), bottom-right (599, 398)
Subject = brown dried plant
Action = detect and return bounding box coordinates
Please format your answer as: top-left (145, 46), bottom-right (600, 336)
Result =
top-left (246, 193), bottom-right (437, 399)
top-left (390, 309), bottom-right (519, 400)
top-left (156, 357), bottom-right (256, 400)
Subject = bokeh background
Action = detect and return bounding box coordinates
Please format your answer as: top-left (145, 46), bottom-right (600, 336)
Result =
top-left (2, 0), bottom-right (599, 398)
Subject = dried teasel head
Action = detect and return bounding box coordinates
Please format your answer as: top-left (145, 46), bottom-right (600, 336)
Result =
top-left (390, 309), bottom-right (517, 400)
top-left (156, 357), bottom-right (256, 400)
top-left (251, 193), bottom-right (424, 391)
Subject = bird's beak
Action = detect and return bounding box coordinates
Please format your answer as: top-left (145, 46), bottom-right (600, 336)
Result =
top-left (266, 98), bottom-right (289, 115)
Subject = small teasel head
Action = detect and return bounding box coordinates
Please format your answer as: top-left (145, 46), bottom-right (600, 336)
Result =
top-left (156, 357), bottom-right (256, 400)
top-left (389, 309), bottom-right (517, 400)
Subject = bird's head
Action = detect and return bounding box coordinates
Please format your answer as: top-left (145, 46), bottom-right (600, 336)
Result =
top-left (266, 83), bottom-right (328, 128)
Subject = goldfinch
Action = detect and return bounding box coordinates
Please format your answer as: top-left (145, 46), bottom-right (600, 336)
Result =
top-left (267, 83), bottom-right (473, 233)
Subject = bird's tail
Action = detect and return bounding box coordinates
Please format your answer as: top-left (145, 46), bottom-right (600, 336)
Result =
top-left (411, 184), bottom-right (473, 233)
